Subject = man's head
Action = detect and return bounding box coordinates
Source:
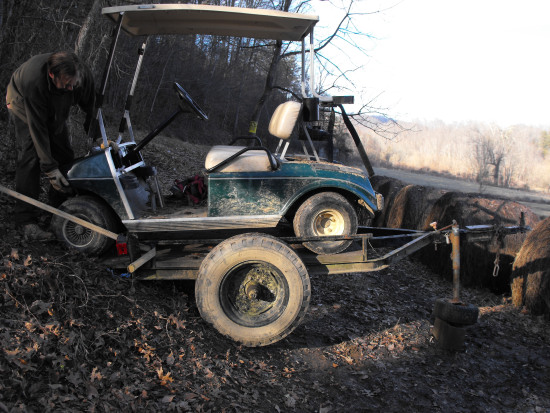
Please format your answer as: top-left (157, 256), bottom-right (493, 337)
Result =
top-left (47, 51), bottom-right (82, 91)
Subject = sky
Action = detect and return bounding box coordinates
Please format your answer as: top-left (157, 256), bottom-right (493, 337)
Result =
top-left (309, 0), bottom-right (550, 127)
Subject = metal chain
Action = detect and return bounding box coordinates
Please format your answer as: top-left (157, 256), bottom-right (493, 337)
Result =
top-left (493, 249), bottom-right (500, 277)
top-left (491, 227), bottom-right (506, 277)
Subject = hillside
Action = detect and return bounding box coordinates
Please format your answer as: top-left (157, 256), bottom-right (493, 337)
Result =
top-left (355, 119), bottom-right (550, 194)
top-left (1, 133), bottom-right (549, 412)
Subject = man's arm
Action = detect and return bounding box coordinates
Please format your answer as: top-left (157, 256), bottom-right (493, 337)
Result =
top-left (24, 89), bottom-right (58, 173)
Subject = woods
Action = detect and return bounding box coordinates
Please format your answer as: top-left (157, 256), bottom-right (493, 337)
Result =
top-left (2, 1), bottom-right (550, 193)
top-left (0, 0), bottom-right (312, 144)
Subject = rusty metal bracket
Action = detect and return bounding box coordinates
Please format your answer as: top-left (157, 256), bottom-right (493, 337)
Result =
top-left (361, 234), bottom-right (369, 261)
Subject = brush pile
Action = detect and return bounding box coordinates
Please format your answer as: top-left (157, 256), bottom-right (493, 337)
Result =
top-left (386, 184), bottom-right (447, 230)
top-left (369, 175), bottom-right (407, 227)
top-left (511, 217), bottom-right (550, 318)
top-left (371, 176), bottom-right (541, 294)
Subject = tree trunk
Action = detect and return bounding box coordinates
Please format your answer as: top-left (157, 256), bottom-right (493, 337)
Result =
top-left (247, 0), bottom-right (292, 135)
top-left (493, 156), bottom-right (502, 185)
top-left (0, 0), bottom-right (36, 119)
top-left (74, 0), bottom-right (103, 69)
top-left (247, 40), bottom-right (282, 134)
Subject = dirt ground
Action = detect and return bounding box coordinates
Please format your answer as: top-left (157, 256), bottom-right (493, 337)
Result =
top-left (2, 232), bottom-right (549, 412)
top-left (1, 139), bottom-right (549, 412)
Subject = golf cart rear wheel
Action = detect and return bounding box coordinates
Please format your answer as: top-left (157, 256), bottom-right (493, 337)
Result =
top-left (293, 192), bottom-right (358, 255)
top-left (433, 298), bottom-right (479, 326)
top-left (195, 233), bottom-right (311, 347)
top-left (52, 195), bottom-right (118, 256)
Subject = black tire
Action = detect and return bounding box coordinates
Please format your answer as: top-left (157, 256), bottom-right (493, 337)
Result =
top-left (51, 195), bottom-right (118, 255)
top-left (293, 192), bottom-right (358, 255)
top-left (195, 233), bottom-right (311, 347)
top-left (433, 298), bottom-right (479, 326)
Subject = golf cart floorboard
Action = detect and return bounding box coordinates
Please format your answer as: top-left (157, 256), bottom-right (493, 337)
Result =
top-left (140, 201), bottom-right (207, 219)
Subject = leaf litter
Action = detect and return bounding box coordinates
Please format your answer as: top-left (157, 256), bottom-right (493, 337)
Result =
top-left (0, 134), bottom-right (549, 412)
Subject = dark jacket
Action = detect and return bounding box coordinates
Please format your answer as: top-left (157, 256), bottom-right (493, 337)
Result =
top-left (6, 53), bottom-right (95, 172)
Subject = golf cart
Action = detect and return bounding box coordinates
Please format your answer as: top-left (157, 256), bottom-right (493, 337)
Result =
top-left (53, 3), bottom-right (383, 258)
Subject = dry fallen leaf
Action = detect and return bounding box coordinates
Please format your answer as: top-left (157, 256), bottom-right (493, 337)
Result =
top-left (91, 367), bottom-right (103, 382)
top-left (284, 394), bottom-right (297, 408)
top-left (161, 395), bottom-right (175, 403)
top-left (10, 249), bottom-right (19, 260)
top-left (156, 366), bottom-right (174, 386)
top-left (5, 349), bottom-right (19, 357)
top-left (184, 392), bottom-right (198, 400)
top-left (166, 352), bottom-right (175, 366)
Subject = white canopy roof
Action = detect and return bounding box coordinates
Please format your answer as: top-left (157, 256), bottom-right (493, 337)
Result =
top-left (102, 4), bottom-right (318, 41)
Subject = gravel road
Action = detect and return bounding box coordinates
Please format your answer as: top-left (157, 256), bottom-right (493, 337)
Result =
top-left (374, 166), bottom-right (550, 217)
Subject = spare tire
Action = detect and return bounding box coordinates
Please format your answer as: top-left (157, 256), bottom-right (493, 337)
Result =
top-left (195, 233), bottom-right (311, 347)
top-left (433, 298), bottom-right (479, 326)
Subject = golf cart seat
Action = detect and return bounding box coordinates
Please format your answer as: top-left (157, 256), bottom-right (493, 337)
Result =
top-left (204, 101), bottom-right (302, 173)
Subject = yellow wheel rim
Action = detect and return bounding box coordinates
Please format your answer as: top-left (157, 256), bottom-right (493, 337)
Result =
top-left (313, 209), bottom-right (345, 236)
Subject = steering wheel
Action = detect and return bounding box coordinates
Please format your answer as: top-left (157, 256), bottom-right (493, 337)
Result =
top-left (174, 82), bottom-right (208, 121)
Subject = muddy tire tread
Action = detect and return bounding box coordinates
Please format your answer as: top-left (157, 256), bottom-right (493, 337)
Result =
top-left (195, 233), bottom-right (311, 347)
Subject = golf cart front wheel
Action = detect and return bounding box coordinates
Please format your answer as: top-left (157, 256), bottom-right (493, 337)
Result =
top-left (51, 195), bottom-right (118, 256)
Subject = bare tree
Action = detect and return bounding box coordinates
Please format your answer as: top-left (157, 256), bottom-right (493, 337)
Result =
top-left (470, 134), bottom-right (492, 191)
top-left (247, 0), bottom-right (292, 135)
top-left (470, 125), bottom-right (514, 187)
top-left (246, 0), bottom-right (394, 136)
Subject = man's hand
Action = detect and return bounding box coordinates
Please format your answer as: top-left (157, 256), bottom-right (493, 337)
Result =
top-left (46, 168), bottom-right (70, 192)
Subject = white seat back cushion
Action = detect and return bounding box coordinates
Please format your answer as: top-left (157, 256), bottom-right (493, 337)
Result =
top-left (268, 101), bottom-right (301, 139)
top-left (205, 145), bottom-right (275, 172)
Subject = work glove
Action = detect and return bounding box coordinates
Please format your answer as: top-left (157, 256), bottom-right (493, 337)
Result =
top-left (97, 139), bottom-right (120, 153)
top-left (46, 168), bottom-right (70, 192)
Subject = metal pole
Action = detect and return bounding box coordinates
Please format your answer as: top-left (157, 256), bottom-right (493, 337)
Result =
top-left (301, 39), bottom-right (307, 98)
top-left (117, 40), bottom-right (148, 144)
top-left (338, 105), bottom-right (375, 178)
top-left (90, 11), bottom-right (124, 144)
top-left (450, 221), bottom-right (461, 302)
top-left (98, 12), bottom-right (124, 103)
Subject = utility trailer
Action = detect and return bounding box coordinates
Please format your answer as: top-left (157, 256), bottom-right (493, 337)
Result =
top-left (1, 183), bottom-right (529, 346)
top-left (0, 4), bottom-right (531, 346)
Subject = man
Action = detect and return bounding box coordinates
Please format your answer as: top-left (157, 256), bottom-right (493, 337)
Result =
top-left (6, 51), bottom-right (96, 241)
